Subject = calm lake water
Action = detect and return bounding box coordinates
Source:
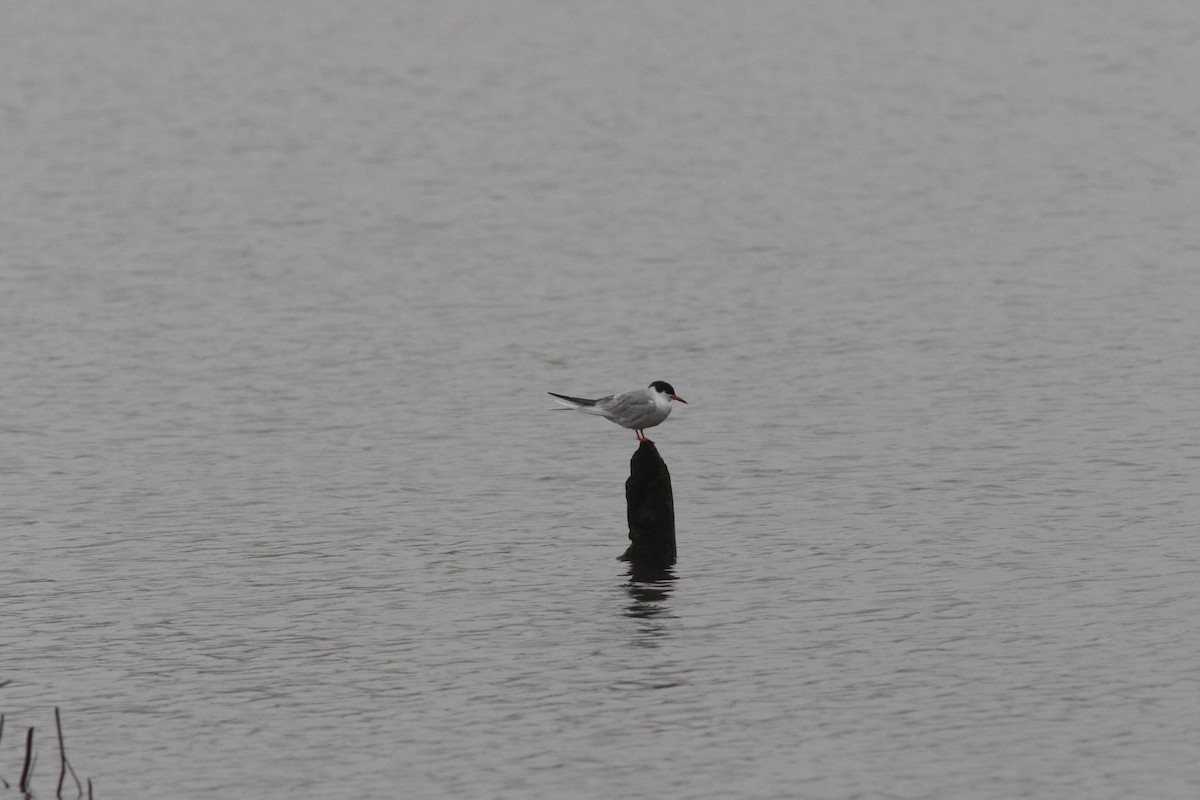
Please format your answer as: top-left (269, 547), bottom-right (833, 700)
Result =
top-left (4, 2), bottom-right (1200, 798)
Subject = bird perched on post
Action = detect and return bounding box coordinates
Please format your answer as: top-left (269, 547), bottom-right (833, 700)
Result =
top-left (548, 381), bottom-right (687, 441)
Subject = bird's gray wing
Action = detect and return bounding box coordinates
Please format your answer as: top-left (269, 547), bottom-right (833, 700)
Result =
top-left (596, 391), bottom-right (652, 426)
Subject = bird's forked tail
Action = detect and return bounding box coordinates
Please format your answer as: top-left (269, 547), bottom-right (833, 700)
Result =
top-left (548, 392), bottom-right (598, 408)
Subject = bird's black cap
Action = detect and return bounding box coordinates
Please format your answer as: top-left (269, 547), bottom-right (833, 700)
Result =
top-left (649, 381), bottom-right (676, 395)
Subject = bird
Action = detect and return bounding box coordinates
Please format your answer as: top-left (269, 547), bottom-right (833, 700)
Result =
top-left (548, 381), bottom-right (687, 442)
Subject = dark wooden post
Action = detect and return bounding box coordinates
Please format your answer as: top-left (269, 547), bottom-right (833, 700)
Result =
top-left (619, 440), bottom-right (676, 568)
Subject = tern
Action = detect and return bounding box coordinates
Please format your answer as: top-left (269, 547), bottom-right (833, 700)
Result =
top-left (548, 381), bottom-right (687, 441)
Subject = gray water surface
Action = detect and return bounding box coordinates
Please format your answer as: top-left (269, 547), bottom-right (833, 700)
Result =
top-left (4, 2), bottom-right (1200, 798)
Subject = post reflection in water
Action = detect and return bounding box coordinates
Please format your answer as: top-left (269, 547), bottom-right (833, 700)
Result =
top-left (622, 565), bottom-right (676, 626)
